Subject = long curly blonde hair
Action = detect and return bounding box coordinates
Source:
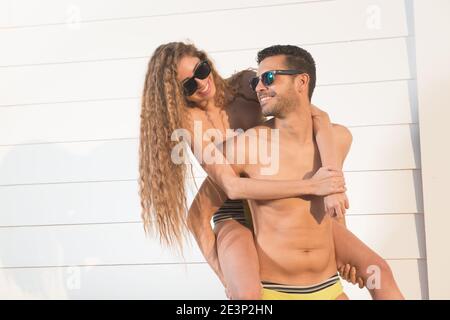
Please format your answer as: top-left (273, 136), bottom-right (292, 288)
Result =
top-left (139, 42), bottom-right (232, 249)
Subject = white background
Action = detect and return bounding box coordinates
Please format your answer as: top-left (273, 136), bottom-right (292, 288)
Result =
top-left (0, 0), bottom-right (444, 299)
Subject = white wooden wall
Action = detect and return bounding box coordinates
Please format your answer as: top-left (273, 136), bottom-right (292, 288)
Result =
top-left (413, 0), bottom-right (450, 300)
top-left (0, 0), bottom-right (428, 299)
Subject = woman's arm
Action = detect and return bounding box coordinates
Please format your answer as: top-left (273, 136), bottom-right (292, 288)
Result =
top-left (310, 104), bottom-right (352, 223)
top-left (310, 104), bottom-right (353, 169)
top-left (194, 131), bottom-right (344, 201)
top-left (311, 104), bottom-right (340, 168)
top-left (310, 105), bottom-right (363, 286)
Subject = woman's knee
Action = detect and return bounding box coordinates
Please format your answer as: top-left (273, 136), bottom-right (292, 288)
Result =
top-left (378, 259), bottom-right (396, 285)
top-left (367, 256), bottom-right (393, 279)
top-left (363, 255), bottom-right (398, 291)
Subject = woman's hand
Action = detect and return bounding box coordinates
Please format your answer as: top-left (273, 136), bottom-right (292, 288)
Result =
top-left (309, 166), bottom-right (347, 196)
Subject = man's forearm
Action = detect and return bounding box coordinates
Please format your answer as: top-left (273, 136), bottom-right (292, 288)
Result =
top-left (186, 177), bottom-right (227, 286)
top-left (188, 219), bottom-right (226, 286)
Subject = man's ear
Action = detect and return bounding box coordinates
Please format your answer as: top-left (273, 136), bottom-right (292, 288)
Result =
top-left (295, 73), bottom-right (310, 94)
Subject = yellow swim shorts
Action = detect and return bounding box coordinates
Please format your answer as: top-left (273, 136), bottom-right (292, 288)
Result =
top-left (261, 274), bottom-right (344, 300)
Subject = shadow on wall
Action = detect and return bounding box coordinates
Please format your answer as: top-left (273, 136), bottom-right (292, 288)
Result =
top-left (405, 0), bottom-right (429, 300)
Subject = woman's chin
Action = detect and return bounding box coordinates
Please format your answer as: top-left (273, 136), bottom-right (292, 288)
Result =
top-left (194, 90), bottom-right (216, 106)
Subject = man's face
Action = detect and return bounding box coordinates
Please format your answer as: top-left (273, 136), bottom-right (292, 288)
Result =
top-left (256, 55), bottom-right (298, 118)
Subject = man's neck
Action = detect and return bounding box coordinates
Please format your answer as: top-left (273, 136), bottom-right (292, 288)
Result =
top-left (274, 99), bottom-right (313, 144)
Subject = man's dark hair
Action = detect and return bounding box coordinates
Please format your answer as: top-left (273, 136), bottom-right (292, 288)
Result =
top-left (257, 45), bottom-right (316, 100)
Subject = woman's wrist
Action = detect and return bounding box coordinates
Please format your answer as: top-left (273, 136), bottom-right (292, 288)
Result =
top-left (299, 179), bottom-right (315, 196)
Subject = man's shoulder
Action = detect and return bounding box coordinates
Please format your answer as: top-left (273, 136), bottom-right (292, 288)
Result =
top-left (243, 117), bottom-right (275, 135)
top-left (223, 118), bottom-right (275, 152)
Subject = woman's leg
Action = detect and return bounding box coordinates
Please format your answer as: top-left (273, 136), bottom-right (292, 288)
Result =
top-left (214, 219), bottom-right (262, 300)
top-left (333, 220), bottom-right (404, 299)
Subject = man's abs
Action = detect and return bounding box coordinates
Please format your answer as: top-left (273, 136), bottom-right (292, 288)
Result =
top-left (252, 201), bottom-right (338, 286)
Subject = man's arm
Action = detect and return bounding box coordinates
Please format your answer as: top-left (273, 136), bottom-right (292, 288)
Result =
top-left (187, 177), bottom-right (228, 286)
top-left (186, 132), bottom-right (261, 290)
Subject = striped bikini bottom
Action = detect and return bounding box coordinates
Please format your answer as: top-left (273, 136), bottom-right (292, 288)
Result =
top-left (212, 199), bottom-right (252, 229)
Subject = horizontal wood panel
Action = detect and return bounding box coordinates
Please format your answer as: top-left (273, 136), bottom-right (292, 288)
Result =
top-left (0, 37), bottom-right (411, 106)
top-left (345, 124), bottom-right (420, 171)
top-left (0, 222), bottom-right (204, 269)
top-left (345, 170), bottom-right (423, 215)
top-left (0, 259), bottom-right (426, 299)
top-left (1, 0), bottom-right (320, 27)
top-left (0, 138), bottom-right (139, 185)
top-left (315, 80), bottom-right (418, 127)
top-left (0, 180), bottom-right (142, 226)
top-left (346, 213), bottom-right (426, 260)
top-left (0, 99), bottom-right (141, 145)
top-left (0, 213), bottom-right (424, 268)
top-left (0, 124), bottom-right (419, 185)
top-left (0, 0), bottom-right (408, 66)
top-left (0, 170), bottom-right (422, 226)
top-left (0, 262), bottom-right (223, 299)
top-left (0, 80), bottom-right (417, 146)
top-left (211, 37), bottom-right (411, 83)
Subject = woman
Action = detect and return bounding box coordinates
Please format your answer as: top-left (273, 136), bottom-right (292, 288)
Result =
top-left (139, 42), bottom-right (403, 299)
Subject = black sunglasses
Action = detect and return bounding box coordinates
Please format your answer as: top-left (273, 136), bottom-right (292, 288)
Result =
top-left (181, 60), bottom-right (212, 96)
top-left (249, 70), bottom-right (303, 91)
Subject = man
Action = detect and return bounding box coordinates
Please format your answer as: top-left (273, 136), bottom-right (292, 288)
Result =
top-left (213, 45), bottom-right (350, 299)
top-left (187, 45), bottom-right (403, 300)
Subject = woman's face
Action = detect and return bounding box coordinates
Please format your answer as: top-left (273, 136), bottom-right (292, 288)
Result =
top-left (176, 55), bottom-right (216, 107)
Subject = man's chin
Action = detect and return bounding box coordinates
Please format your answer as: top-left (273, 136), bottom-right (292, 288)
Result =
top-left (261, 102), bottom-right (270, 113)
top-left (262, 104), bottom-right (275, 117)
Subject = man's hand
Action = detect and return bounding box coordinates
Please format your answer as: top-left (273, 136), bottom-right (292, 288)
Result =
top-left (339, 264), bottom-right (365, 289)
top-left (324, 192), bottom-right (349, 218)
